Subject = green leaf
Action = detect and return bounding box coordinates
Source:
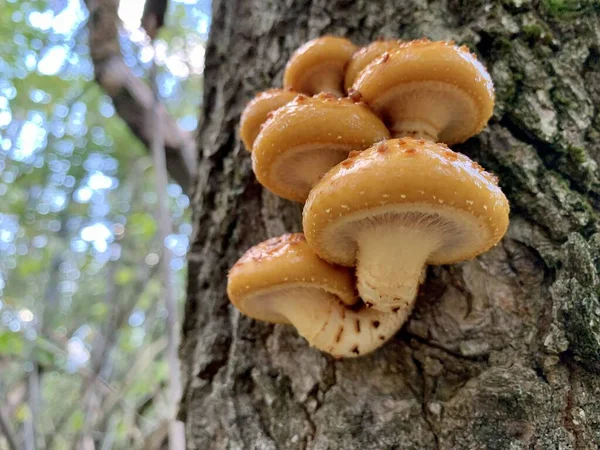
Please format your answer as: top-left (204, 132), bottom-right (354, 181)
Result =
top-left (15, 404), bottom-right (31, 423)
top-left (115, 267), bottom-right (135, 286)
top-left (128, 212), bottom-right (158, 240)
top-left (0, 331), bottom-right (25, 356)
top-left (69, 410), bottom-right (85, 432)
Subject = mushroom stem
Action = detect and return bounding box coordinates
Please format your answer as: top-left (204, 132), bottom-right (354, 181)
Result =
top-left (309, 70), bottom-right (344, 97)
top-left (356, 226), bottom-right (437, 312)
top-left (246, 287), bottom-right (406, 357)
top-left (390, 121), bottom-right (438, 141)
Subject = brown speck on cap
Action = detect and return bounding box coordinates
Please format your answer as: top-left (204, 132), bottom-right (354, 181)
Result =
top-left (392, 307), bottom-right (400, 313)
top-left (355, 319), bottom-right (361, 333)
top-left (296, 94), bottom-right (307, 102)
top-left (341, 160), bottom-right (353, 168)
top-left (377, 142), bottom-right (388, 153)
top-left (349, 150), bottom-right (361, 158)
top-left (379, 335), bottom-right (385, 341)
top-left (380, 52), bottom-right (390, 63)
top-left (372, 320), bottom-right (380, 329)
top-left (334, 326), bottom-right (344, 343)
top-left (348, 89), bottom-right (363, 103)
top-left (445, 150), bottom-right (458, 160)
top-left (351, 345), bottom-right (360, 355)
top-left (317, 92), bottom-right (336, 101)
top-left (405, 148), bottom-right (416, 154)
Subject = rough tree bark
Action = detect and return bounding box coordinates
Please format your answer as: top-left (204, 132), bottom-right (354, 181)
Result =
top-left (182, 1), bottom-right (600, 448)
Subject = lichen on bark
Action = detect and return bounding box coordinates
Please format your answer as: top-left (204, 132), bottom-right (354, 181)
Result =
top-left (182, 0), bottom-right (600, 448)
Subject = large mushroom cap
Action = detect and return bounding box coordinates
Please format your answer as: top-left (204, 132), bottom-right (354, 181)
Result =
top-left (227, 233), bottom-right (356, 324)
top-left (284, 36), bottom-right (357, 97)
top-left (227, 233), bottom-right (409, 358)
top-left (344, 40), bottom-right (402, 92)
top-left (252, 93), bottom-right (389, 202)
top-left (352, 40), bottom-right (495, 144)
top-left (303, 138), bottom-right (509, 312)
top-left (303, 137), bottom-right (509, 267)
top-left (240, 89), bottom-right (298, 152)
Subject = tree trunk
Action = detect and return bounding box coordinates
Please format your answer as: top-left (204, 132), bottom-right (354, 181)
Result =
top-left (181, 0), bottom-right (600, 448)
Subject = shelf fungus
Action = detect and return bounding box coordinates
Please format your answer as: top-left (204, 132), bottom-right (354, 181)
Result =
top-left (227, 233), bottom-right (408, 358)
top-left (240, 88), bottom-right (298, 152)
top-left (252, 93), bottom-right (389, 202)
top-left (303, 138), bottom-right (509, 313)
top-left (352, 40), bottom-right (495, 143)
top-left (284, 36), bottom-right (357, 97)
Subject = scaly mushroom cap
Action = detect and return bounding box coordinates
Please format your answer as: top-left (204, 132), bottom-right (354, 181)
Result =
top-left (284, 36), bottom-right (357, 97)
top-left (344, 40), bottom-right (403, 92)
top-left (352, 40), bottom-right (495, 144)
top-left (252, 93), bottom-right (390, 202)
top-left (240, 89), bottom-right (298, 152)
top-left (228, 233), bottom-right (356, 324)
top-left (303, 138), bottom-right (509, 312)
top-left (304, 138), bottom-right (508, 265)
top-left (227, 233), bottom-right (409, 358)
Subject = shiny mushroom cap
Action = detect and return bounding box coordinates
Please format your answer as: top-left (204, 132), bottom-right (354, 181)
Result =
top-left (352, 40), bottom-right (495, 144)
top-left (284, 36), bottom-right (357, 97)
top-left (303, 138), bottom-right (509, 312)
top-left (240, 89), bottom-right (298, 152)
top-left (227, 233), bottom-right (406, 358)
top-left (252, 93), bottom-right (389, 202)
top-left (344, 40), bottom-right (403, 91)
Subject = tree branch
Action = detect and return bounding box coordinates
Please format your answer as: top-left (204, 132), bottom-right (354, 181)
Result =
top-left (149, 39), bottom-right (186, 450)
top-left (0, 407), bottom-right (19, 450)
top-left (83, 0), bottom-right (196, 193)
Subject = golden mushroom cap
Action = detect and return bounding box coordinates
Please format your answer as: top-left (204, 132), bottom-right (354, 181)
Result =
top-left (344, 39), bottom-right (403, 91)
top-left (227, 233), bottom-right (357, 324)
top-left (240, 88), bottom-right (298, 152)
top-left (252, 93), bottom-right (389, 202)
top-left (284, 36), bottom-right (357, 96)
top-left (303, 138), bottom-right (509, 266)
top-left (352, 40), bottom-right (495, 144)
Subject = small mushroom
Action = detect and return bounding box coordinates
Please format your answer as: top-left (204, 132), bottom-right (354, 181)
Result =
top-left (252, 93), bottom-right (389, 202)
top-left (344, 40), bottom-right (403, 92)
top-left (303, 138), bottom-right (509, 312)
top-left (240, 88), bottom-right (298, 152)
top-left (284, 36), bottom-right (357, 97)
top-left (227, 233), bottom-right (407, 358)
top-left (352, 40), bottom-right (495, 144)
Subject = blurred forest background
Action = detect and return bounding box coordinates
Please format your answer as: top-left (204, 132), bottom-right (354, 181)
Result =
top-left (0, 0), bottom-right (209, 448)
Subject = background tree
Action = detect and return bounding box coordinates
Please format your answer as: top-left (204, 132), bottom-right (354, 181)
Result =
top-left (0, 1), bottom-right (208, 448)
top-left (181, 0), bottom-right (600, 449)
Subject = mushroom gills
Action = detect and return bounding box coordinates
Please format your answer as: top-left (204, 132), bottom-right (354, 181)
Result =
top-left (370, 81), bottom-right (479, 142)
top-left (240, 285), bottom-right (407, 358)
top-left (319, 206), bottom-right (488, 312)
top-left (266, 144), bottom-right (353, 199)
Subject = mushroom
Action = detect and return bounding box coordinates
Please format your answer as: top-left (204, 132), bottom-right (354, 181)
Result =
top-left (303, 138), bottom-right (509, 313)
top-left (352, 40), bottom-right (495, 144)
top-left (344, 39), bottom-right (402, 92)
top-left (227, 233), bottom-right (408, 357)
top-left (252, 93), bottom-right (389, 202)
top-left (284, 36), bottom-right (357, 97)
top-left (240, 88), bottom-right (298, 152)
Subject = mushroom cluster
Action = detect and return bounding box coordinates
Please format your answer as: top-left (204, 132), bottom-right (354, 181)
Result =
top-left (228, 36), bottom-right (510, 358)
